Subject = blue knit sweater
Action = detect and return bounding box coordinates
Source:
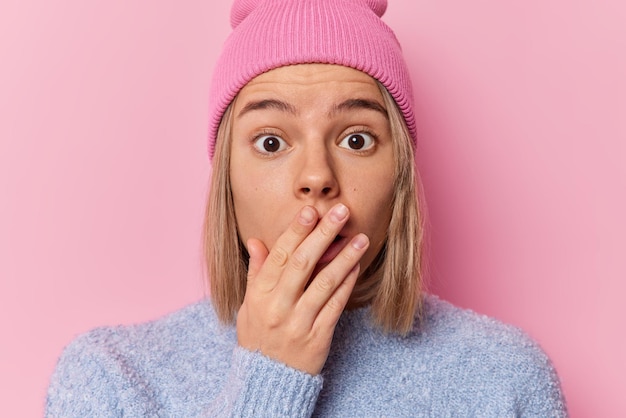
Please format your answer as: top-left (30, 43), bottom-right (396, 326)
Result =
top-left (46, 295), bottom-right (566, 417)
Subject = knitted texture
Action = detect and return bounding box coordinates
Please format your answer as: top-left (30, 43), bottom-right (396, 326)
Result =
top-left (207, 0), bottom-right (416, 157)
top-left (46, 295), bottom-right (567, 417)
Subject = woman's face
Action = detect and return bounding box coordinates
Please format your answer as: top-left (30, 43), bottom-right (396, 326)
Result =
top-left (229, 63), bottom-right (395, 278)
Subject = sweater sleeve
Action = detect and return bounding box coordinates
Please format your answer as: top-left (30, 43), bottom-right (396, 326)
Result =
top-left (203, 346), bottom-right (323, 418)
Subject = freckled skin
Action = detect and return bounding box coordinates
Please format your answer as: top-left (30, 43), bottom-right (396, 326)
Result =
top-left (230, 64), bottom-right (396, 294)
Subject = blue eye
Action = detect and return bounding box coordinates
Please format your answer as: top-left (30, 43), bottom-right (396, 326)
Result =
top-left (338, 132), bottom-right (375, 151)
top-left (253, 135), bottom-right (288, 153)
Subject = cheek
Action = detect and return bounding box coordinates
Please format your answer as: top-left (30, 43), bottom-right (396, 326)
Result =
top-left (367, 191), bottom-right (394, 238)
top-left (230, 167), bottom-right (293, 246)
top-left (349, 171), bottom-right (395, 239)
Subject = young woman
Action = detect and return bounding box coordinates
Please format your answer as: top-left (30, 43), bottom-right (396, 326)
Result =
top-left (46, 0), bottom-right (567, 416)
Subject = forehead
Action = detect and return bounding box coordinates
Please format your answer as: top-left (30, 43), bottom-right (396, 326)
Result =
top-left (235, 64), bottom-right (383, 104)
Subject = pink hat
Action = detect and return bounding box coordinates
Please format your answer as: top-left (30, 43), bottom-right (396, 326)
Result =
top-left (207, 0), bottom-right (416, 158)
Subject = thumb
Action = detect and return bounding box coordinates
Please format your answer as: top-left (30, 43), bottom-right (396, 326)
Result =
top-left (246, 238), bottom-right (268, 281)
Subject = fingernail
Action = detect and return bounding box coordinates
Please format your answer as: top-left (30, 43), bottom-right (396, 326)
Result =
top-left (330, 204), bottom-right (348, 223)
top-left (352, 234), bottom-right (369, 250)
top-left (299, 206), bottom-right (316, 225)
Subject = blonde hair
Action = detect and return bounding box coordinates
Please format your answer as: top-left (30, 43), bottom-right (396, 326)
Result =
top-left (203, 83), bottom-right (427, 335)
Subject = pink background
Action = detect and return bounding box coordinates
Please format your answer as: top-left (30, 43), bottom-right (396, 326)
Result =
top-left (1, 1), bottom-right (624, 416)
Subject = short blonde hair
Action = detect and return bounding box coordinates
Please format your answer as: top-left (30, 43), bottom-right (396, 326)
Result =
top-left (203, 82), bottom-right (427, 335)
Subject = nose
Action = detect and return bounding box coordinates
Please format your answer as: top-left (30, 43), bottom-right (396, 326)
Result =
top-left (294, 147), bottom-right (339, 200)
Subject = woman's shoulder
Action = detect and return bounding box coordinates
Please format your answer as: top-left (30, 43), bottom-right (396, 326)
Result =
top-left (46, 300), bottom-right (236, 415)
top-left (416, 294), bottom-right (565, 411)
top-left (326, 295), bottom-right (567, 416)
top-left (420, 294), bottom-right (543, 352)
top-left (415, 294), bottom-right (552, 367)
top-left (58, 299), bottom-right (238, 370)
top-left (64, 299), bottom-right (230, 354)
top-left (337, 293), bottom-right (556, 372)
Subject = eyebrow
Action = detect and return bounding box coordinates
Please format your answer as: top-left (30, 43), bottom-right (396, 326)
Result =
top-left (329, 99), bottom-right (388, 119)
top-left (237, 99), bottom-right (298, 118)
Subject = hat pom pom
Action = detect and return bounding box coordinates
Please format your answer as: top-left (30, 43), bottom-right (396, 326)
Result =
top-left (364, 0), bottom-right (387, 17)
top-left (230, 0), bottom-right (264, 29)
top-left (231, 0), bottom-right (387, 28)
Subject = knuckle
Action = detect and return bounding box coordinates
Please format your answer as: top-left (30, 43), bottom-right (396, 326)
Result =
top-left (314, 272), bottom-right (336, 293)
top-left (325, 294), bottom-right (344, 313)
top-left (318, 222), bottom-right (335, 238)
top-left (292, 218), bottom-right (312, 235)
top-left (269, 247), bottom-right (289, 267)
top-left (265, 307), bottom-right (283, 328)
top-left (340, 248), bottom-right (357, 263)
top-left (290, 250), bottom-right (309, 272)
top-left (286, 320), bottom-right (306, 338)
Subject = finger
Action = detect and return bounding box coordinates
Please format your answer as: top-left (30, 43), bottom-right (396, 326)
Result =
top-left (297, 233), bottom-right (369, 323)
top-left (250, 206), bottom-right (319, 293)
top-left (314, 261), bottom-right (360, 331)
top-left (263, 205), bottom-right (319, 270)
top-left (279, 203), bottom-right (351, 297)
top-left (246, 238), bottom-right (269, 281)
